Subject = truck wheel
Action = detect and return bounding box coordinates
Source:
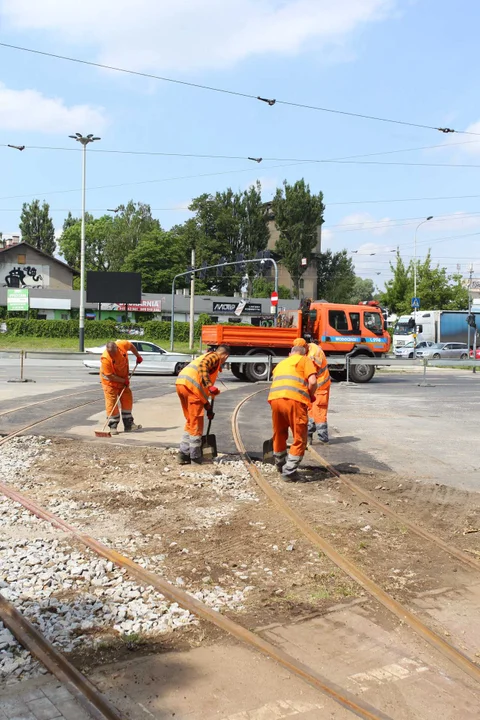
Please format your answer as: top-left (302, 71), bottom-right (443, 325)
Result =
top-left (329, 369), bottom-right (347, 383)
top-left (245, 358), bottom-right (269, 382)
top-left (230, 363), bottom-right (248, 381)
top-left (349, 361), bottom-right (375, 383)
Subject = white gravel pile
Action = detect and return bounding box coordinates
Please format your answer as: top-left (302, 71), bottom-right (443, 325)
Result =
top-left (0, 435), bottom-right (51, 484)
top-left (182, 458), bottom-right (259, 503)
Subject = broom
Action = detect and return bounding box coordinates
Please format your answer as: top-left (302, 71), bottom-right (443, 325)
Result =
top-left (95, 362), bottom-right (139, 438)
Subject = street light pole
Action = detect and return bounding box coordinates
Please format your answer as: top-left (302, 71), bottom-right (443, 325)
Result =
top-left (413, 215), bottom-right (433, 346)
top-left (69, 133), bottom-right (101, 351)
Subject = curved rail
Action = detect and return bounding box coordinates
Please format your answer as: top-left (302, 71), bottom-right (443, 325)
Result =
top-left (231, 389), bottom-right (480, 685)
top-left (0, 387), bottom-right (101, 419)
top-left (0, 593), bottom-right (122, 720)
top-left (307, 445), bottom-right (480, 572)
top-left (0, 479), bottom-right (392, 720)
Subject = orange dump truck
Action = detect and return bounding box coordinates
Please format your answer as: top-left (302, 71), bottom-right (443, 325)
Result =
top-left (201, 299), bottom-right (391, 383)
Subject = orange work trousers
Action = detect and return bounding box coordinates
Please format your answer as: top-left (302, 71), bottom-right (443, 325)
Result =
top-left (102, 384), bottom-right (133, 426)
top-left (309, 386), bottom-right (330, 425)
top-left (270, 398), bottom-right (308, 458)
top-left (176, 385), bottom-right (205, 437)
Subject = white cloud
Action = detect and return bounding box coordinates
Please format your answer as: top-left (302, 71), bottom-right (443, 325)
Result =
top-left (1, 0), bottom-right (395, 72)
top-left (0, 82), bottom-right (107, 133)
top-left (329, 211), bottom-right (394, 236)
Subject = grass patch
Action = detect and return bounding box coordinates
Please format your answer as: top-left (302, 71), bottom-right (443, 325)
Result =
top-left (0, 335), bottom-right (202, 353)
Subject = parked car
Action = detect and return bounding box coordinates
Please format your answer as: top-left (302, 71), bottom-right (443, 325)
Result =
top-left (394, 340), bottom-right (435, 358)
top-left (469, 347), bottom-right (480, 360)
top-left (83, 340), bottom-right (192, 375)
top-left (415, 342), bottom-right (469, 360)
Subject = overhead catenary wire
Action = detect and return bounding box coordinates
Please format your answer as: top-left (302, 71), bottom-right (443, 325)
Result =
top-left (0, 41), bottom-right (478, 137)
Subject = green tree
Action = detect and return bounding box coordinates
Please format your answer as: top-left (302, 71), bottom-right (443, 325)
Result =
top-left (58, 215), bottom-right (114, 272)
top-left (272, 179), bottom-right (324, 297)
top-left (251, 276), bottom-right (292, 299)
top-left (188, 182), bottom-right (269, 294)
top-left (107, 201), bottom-right (161, 272)
top-left (316, 250), bottom-right (356, 302)
top-left (380, 251), bottom-right (410, 313)
top-left (19, 199), bottom-right (56, 255)
top-left (380, 250), bottom-right (470, 313)
top-left (349, 277), bottom-right (375, 304)
top-left (122, 228), bottom-right (189, 292)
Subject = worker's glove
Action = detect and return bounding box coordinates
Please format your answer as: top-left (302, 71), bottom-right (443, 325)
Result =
top-left (207, 409), bottom-right (215, 421)
top-left (137, 356), bottom-right (143, 364)
top-left (124, 377), bottom-right (130, 387)
top-left (209, 386), bottom-right (220, 396)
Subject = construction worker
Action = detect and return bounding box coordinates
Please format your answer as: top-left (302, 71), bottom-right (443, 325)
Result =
top-left (100, 340), bottom-right (143, 435)
top-left (293, 337), bottom-right (331, 443)
top-left (175, 345), bottom-right (230, 465)
top-left (268, 345), bottom-right (317, 481)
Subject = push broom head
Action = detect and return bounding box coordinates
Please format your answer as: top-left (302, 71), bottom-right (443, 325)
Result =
top-left (94, 429), bottom-right (112, 438)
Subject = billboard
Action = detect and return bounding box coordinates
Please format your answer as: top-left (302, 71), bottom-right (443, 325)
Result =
top-left (212, 301), bottom-right (262, 315)
top-left (7, 288), bottom-right (29, 311)
top-left (101, 300), bottom-right (161, 313)
top-left (86, 272), bottom-right (141, 303)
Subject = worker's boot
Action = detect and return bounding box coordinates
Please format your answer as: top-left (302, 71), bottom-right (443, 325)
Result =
top-left (307, 418), bottom-right (315, 446)
top-left (108, 422), bottom-right (119, 436)
top-left (316, 423), bottom-right (329, 444)
top-left (191, 456), bottom-right (203, 465)
top-left (124, 421), bottom-right (142, 432)
top-left (177, 452), bottom-right (191, 465)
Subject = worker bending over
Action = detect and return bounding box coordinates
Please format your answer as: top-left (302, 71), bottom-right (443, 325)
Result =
top-left (175, 345), bottom-right (230, 465)
top-left (100, 340), bottom-right (143, 435)
top-left (293, 337), bottom-right (331, 443)
top-left (268, 345), bottom-right (317, 480)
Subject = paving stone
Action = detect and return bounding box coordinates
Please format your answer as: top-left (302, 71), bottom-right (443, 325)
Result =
top-left (38, 689), bottom-right (70, 706)
top-left (9, 692), bottom-right (43, 704)
top-left (25, 698), bottom-right (61, 720)
top-left (0, 698), bottom-right (30, 718)
top-left (51, 701), bottom-right (90, 720)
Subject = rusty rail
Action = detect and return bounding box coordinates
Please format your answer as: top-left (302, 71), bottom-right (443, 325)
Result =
top-left (231, 389), bottom-right (480, 685)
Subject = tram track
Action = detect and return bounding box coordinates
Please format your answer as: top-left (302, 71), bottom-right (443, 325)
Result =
top-left (231, 388), bottom-right (480, 686)
top-left (0, 390), bottom-right (395, 720)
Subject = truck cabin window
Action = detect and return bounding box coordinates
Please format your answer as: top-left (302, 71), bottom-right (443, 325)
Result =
top-left (349, 312), bottom-right (361, 333)
top-left (328, 310), bottom-right (348, 332)
top-left (364, 311), bottom-right (383, 334)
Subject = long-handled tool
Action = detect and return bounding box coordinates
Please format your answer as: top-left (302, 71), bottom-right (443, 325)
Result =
top-left (202, 397), bottom-right (217, 459)
top-left (262, 436), bottom-right (274, 464)
top-left (95, 362), bottom-right (139, 438)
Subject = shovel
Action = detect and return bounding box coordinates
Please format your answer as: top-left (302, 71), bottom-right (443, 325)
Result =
top-left (202, 397), bottom-right (217, 459)
top-left (262, 437), bottom-right (274, 464)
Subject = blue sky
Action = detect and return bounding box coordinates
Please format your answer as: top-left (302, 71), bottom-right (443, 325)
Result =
top-left (1, 0), bottom-right (480, 291)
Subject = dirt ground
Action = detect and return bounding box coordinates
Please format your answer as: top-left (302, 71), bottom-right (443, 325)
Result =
top-left (16, 436), bottom-right (479, 671)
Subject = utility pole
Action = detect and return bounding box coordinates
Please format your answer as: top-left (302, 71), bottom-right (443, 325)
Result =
top-left (188, 248), bottom-right (195, 351)
top-left (413, 216), bottom-right (433, 351)
top-left (468, 263), bottom-right (474, 351)
top-left (69, 133), bottom-right (101, 351)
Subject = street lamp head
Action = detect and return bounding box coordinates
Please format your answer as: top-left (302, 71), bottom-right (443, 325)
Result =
top-left (426, 215), bottom-right (433, 221)
top-left (92, 137), bottom-right (101, 141)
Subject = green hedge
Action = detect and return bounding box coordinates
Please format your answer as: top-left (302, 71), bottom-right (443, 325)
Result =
top-left (1, 316), bottom-right (211, 342)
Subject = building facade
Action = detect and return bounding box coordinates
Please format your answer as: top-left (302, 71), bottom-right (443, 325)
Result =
top-left (0, 241), bottom-right (76, 291)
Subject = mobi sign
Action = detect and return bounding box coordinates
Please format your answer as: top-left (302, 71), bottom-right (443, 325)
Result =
top-left (213, 301), bottom-right (262, 314)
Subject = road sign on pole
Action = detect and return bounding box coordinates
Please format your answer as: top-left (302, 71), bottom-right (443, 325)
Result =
top-left (411, 297), bottom-right (420, 309)
top-left (271, 291), bottom-right (279, 306)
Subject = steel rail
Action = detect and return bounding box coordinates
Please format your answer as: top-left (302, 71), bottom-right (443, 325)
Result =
top-left (0, 387), bottom-right (102, 419)
top-left (0, 593), bottom-right (123, 720)
top-left (0, 481), bottom-right (392, 720)
top-left (231, 389), bottom-right (480, 685)
top-left (307, 445), bottom-right (480, 572)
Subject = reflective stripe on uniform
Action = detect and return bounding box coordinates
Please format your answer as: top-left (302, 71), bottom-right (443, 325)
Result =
top-left (273, 374), bottom-right (308, 387)
top-left (268, 354), bottom-right (313, 406)
top-left (177, 372), bottom-right (210, 402)
top-left (268, 384), bottom-right (311, 401)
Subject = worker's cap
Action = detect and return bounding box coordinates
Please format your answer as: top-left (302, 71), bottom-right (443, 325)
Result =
top-left (292, 337), bottom-right (307, 348)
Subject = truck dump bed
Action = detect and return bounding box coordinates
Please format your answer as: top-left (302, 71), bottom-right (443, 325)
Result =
top-left (202, 324), bottom-right (299, 348)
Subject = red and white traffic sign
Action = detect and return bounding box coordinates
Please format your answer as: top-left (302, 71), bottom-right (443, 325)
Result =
top-left (270, 291), bottom-right (279, 306)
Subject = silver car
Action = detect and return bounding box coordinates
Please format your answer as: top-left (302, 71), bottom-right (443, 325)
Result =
top-left (83, 340), bottom-right (192, 375)
top-left (394, 340), bottom-right (435, 358)
top-left (415, 342), bottom-right (469, 360)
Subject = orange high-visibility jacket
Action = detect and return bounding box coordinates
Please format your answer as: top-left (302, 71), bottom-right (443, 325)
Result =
top-left (100, 340), bottom-right (134, 389)
top-left (268, 354), bottom-right (317, 406)
top-left (175, 353), bottom-right (221, 404)
top-left (308, 342), bottom-right (331, 391)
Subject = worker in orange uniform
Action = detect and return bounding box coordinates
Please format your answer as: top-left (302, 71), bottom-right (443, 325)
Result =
top-left (175, 345), bottom-right (230, 465)
top-left (100, 340), bottom-right (143, 435)
top-left (268, 345), bottom-right (317, 481)
top-left (293, 338), bottom-right (331, 443)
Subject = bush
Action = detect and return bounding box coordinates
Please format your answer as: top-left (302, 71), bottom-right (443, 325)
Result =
top-left (0, 316), bottom-right (215, 342)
